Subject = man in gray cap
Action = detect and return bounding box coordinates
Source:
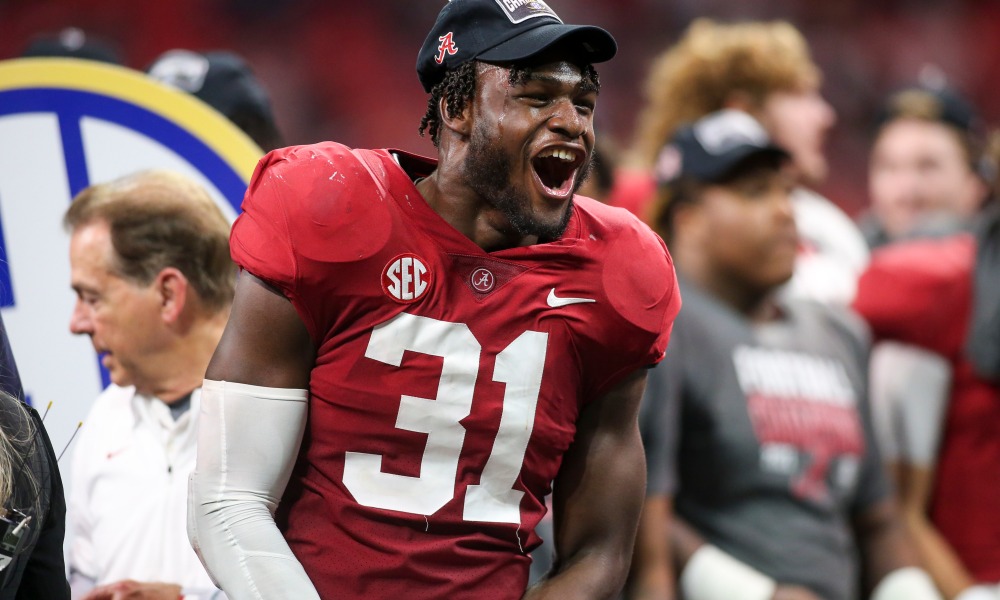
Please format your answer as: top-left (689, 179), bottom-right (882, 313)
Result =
top-left (188, 1), bottom-right (680, 599)
top-left (632, 109), bottom-right (940, 600)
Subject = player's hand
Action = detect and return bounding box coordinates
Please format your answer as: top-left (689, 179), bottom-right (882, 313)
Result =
top-left (771, 584), bottom-right (824, 600)
top-left (81, 580), bottom-right (183, 600)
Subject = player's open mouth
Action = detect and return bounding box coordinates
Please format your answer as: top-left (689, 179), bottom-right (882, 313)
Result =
top-left (531, 147), bottom-right (584, 199)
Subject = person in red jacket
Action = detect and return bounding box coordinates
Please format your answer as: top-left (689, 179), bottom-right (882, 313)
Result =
top-left (854, 204), bottom-right (1000, 600)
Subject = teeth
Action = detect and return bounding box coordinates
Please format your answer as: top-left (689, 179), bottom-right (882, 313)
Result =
top-left (538, 148), bottom-right (576, 162)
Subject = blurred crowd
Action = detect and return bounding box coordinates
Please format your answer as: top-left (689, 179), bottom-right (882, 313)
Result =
top-left (4, 0), bottom-right (1000, 214)
top-left (616, 18), bottom-right (1000, 600)
top-left (2, 2), bottom-right (1000, 599)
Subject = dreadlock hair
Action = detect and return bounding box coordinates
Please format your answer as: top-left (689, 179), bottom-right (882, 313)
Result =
top-left (420, 61), bottom-right (478, 147)
top-left (419, 60), bottom-right (601, 147)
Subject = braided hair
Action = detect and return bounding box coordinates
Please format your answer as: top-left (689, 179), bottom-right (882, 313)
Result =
top-left (419, 62), bottom-right (478, 147)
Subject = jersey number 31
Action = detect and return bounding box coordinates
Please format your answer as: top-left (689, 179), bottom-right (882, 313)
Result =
top-left (343, 312), bottom-right (547, 525)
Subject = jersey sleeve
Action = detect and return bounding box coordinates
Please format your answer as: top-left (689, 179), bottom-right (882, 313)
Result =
top-left (230, 143), bottom-right (393, 341)
top-left (589, 214), bottom-right (681, 398)
top-left (853, 235), bottom-right (974, 357)
top-left (230, 147), bottom-right (316, 335)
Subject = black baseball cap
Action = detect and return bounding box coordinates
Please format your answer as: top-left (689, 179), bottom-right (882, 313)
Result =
top-left (146, 49), bottom-right (282, 151)
top-left (655, 110), bottom-right (790, 184)
top-left (417, 0), bottom-right (617, 93)
top-left (22, 27), bottom-right (121, 64)
top-left (877, 83), bottom-right (980, 133)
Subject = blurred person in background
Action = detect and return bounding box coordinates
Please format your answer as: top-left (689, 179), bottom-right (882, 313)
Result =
top-left (575, 137), bottom-right (621, 203)
top-left (630, 110), bottom-right (940, 600)
top-left (854, 133), bottom-right (1000, 600)
top-left (21, 39), bottom-right (282, 154)
top-left (146, 49), bottom-right (284, 152)
top-left (855, 80), bottom-right (997, 600)
top-left (0, 392), bottom-right (69, 600)
top-left (64, 171), bottom-right (233, 600)
top-left (20, 27), bottom-right (121, 64)
top-left (860, 82), bottom-right (991, 249)
top-left (621, 19), bottom-right (868, 305)
top-left (0, 319), bottom-right (69, 600)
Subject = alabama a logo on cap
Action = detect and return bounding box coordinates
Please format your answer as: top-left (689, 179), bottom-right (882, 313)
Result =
top-left (436, 32), bottom-right (459, 64)
top-left (382, 253), bottom-right (431, 303)
top-left (494, 0), bottom-right (562, 24)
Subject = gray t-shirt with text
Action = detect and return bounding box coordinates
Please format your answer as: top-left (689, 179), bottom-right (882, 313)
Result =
top-left (642, 279), bottom-right (889, 600)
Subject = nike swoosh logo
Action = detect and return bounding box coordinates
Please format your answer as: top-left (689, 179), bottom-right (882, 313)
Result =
top-left (547, 288), bottom-right (596, 308)
top-left (106, 446), bottom-right (129, 460)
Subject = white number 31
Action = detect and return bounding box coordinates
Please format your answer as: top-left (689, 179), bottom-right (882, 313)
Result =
top-left (342, 312), bottom-right (548, 524)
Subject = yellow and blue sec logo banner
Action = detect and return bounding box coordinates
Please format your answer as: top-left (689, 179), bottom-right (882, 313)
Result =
top-left (0, 57), bottom-right (262, 449)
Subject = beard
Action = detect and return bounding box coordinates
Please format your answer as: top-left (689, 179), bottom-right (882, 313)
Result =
top-left (462, 123), bottom-right (591, 242)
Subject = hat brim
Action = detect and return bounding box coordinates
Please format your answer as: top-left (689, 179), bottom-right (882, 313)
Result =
top-left (692, 145), bottom-right (790, 182)
top-left (477, 23), bottom-right (617, 66)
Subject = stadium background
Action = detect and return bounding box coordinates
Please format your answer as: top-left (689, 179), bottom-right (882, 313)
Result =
top-left (2, 0), bottom-right (999, 216)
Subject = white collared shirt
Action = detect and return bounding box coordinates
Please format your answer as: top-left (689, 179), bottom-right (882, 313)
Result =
top-left (68, 384), bottom-right (216, 593)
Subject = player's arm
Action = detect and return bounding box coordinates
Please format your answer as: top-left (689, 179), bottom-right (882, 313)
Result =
top-left (848, 336), bottom-right (943, 600)
top-left (871, 344), bottom-right (975, 598)
top-left (523, 368), bottom-right (648, 600)
top-left (204, 272), bottom-right (315, 388)
top-left (630, 495), bottom-right (675, 600)
top-left (895, 462), bottom-right (979, 599)
top-left (188, 272), bottom-right (321, 600)
top-left (852, 497), bottom-right (942, 600)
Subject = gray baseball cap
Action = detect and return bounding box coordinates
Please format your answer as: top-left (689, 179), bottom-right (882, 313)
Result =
top-left (655, 110), bottom-right (790, 184)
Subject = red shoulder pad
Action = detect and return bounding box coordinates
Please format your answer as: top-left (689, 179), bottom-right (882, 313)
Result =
top-left (232, 142), bottom-right (395, 287)
top-left (853, 234), bottom-right (974, 355)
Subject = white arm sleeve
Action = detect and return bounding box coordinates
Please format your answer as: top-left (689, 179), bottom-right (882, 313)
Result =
top-left (871, 567), bottom-right (942, 600)
top-left (188, 379), bottom-right (320, 600)
top-left (869, 342), bottom-right (951, 465)
top-left (679, 545), bottom-right (776, 600)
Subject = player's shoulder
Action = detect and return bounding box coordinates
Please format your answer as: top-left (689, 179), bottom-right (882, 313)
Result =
top-left (854, 233), bottom-right (976, 344)
top-left (574, 196), bottom-right (680, 336)
top-left (864, 233), bottom-right (975, 286)
top-left (573, 194), bottom-right (662, 250)
top-left (246, 141), bottom-right (386, 204)
top-left (236, 141), bottom-right (398, 264)
top-left (854, 234), bottom-right (974, 350)
top-left (855, 234), bottom-right (974, 318)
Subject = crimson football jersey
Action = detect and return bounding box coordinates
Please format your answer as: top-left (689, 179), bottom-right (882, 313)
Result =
top-left (230, 142), bottom-right (680, 599)
top-left (855, 234), bottom-right (1000, 582)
